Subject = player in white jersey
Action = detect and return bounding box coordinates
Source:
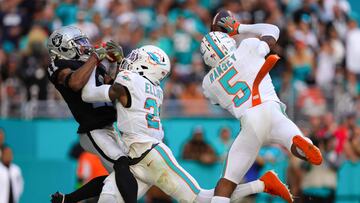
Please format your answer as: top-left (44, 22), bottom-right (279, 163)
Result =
top-left (200, 16), bottom-right (323, 203)
top-left (81, 45), bottom-right (293, 202)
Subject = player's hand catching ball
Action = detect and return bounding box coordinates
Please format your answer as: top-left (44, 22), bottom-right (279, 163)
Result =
top-left (105, 40), bottom-right (124, 63)
top-left (217, 16), bottom-right (240, 37)
top-left (92, 46), bottom-right (107, 61)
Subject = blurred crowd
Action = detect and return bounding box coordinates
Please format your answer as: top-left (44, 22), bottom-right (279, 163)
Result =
top-left (0, 0), bottom-right (360, 119)
top-left (1, 0), bottom-right (360, 202)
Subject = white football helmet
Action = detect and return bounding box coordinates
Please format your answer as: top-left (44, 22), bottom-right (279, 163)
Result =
top-left (120, 45), bottom-right (171, 85)
top-left (47, 26), bottom-right (92, 61)
top-left (200, 31), bottom-right (236, 67)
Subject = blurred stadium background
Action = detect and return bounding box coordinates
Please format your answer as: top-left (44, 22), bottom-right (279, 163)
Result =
top-left (1, 0), bottom-right (360, 202)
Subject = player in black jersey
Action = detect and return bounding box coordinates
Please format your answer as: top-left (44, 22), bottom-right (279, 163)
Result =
top-left (47, 26), bottom-right (137, 203)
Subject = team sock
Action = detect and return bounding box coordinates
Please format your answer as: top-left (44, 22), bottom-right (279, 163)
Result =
top-left (229, 180), bottom-right (264, 201)
top-left (211, 196), bottom-right (230, 203)
top-left (211, 196), bottom-right (231, 203)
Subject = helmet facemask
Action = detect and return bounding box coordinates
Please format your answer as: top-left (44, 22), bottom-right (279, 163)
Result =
top-left (119, 49), bottom-right (140, 71)
top-left (72, 37), bottom-right (92, 61)
top-left (119, 46), bottom-right (171, 85)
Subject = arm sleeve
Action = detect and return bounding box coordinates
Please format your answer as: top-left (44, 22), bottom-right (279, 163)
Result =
top-left (81, 68), bottom-right (112, 103)
top-left (237, 23), bottom-right (280, 41)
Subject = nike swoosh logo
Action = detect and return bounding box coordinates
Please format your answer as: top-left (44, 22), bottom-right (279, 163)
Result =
top-left (147, 160), bottom-right (153, 167)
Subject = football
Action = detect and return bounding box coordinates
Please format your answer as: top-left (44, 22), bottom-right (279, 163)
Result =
top-left (98, 42), bottom-right (117, 63)
top-left (106, 52), bottom-right (117, 63)
top-left (211, 10), bottom-right (234, 32)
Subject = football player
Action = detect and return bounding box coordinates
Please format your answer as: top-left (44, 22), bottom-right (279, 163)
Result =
top-left (47, 26), bottom-right (138, 203)
top-left (200, 16), bottom-right (323, 203)
top-left (81, 45), bottom-right (293, 202)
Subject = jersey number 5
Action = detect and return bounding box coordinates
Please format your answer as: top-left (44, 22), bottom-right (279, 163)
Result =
top-left (219, 67), bottom-right (251, 107)
top-left (144, 98), bottom-right (160, 129)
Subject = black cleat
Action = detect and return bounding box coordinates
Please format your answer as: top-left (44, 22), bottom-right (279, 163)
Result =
top-left (51, 191), bottom-right (65, 203)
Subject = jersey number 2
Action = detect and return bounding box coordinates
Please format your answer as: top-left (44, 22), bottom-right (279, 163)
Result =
top-left (219, 67), bottom-right (251, 107)
top-left (144, 98), bottom-right (160, 129)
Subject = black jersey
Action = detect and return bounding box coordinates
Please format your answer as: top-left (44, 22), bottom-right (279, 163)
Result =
top-left (48, 59), bottom-right (116, 133)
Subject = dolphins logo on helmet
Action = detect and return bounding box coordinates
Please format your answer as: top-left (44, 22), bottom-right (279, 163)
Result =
top-left (147, 51), bottom-right (166, 66)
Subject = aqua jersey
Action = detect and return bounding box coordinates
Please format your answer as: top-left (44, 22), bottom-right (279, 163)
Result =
top-left (114, 70), bottom-right (164, 148)
top-left (202, 38), bottom-right (280, 119)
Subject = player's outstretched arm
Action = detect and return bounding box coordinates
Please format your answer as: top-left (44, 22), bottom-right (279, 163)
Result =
top-left (237, 23), bottom-right (279, 49)
top-left (217, 16), bottom-right (280, 49)
top-left (81, 69), bottom-right (131, 107)
top-left (81, 67), bottom-right (112, 103)
top-left (56, 47), bottom-right (107, 91)
top-left (81, 41), bottom-right (128, 104)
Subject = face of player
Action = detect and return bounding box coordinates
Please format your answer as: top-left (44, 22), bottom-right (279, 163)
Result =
top-left (351, 131), bottom-right (360, 156)
top-left (74, 37), bottom-right (92, 56)
top-left (193, 132), bottom-right (204, 142)
top-left (0, 131), bottom-right (4, 146)
top-left (1, 147), bottom-right (13, 166)
top-left (220, 128), bottom-right (231, 141)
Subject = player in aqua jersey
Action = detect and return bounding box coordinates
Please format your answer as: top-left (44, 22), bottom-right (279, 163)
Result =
top-left (81, 45), bottom-right (293, 203)
top-left (200, 16), bottom-right (323, 203)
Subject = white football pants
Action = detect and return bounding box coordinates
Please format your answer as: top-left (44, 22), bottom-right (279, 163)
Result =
top-left (223, 101), bottom-right (308, 184)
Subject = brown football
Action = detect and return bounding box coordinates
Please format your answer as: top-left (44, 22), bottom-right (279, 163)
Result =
top-left (211, 10), bottom-right (234, 32)
top-left (106, 52), bottom-right (117, 63)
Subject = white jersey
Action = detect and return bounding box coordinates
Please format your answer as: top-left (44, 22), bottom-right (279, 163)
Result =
top-left (202, 38), bottom-right (280, 119)
top-left (114, 70), bottom-right (164, 148)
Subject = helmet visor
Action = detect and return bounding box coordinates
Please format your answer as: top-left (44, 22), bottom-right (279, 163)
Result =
top-left (74, 37), bottom-right (92, 55)
top-left (75, 37), bottom-right (91, 46)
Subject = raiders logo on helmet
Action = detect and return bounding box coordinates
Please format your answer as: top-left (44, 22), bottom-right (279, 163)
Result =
top-left (52, 34), bottom-right (63, 47)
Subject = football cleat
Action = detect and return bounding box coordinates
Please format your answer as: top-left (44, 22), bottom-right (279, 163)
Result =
top-left (260, 171), bottom-right (293, 203)
top-left (292, 135), bottom-right (323, 165)
top-left (51, 191), bottom-right (65, 203)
